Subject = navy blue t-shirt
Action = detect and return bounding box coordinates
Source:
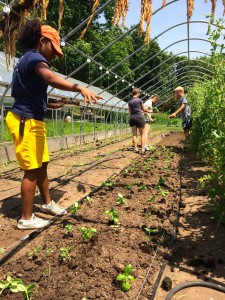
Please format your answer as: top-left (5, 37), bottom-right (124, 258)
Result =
top-left (128, 97), bottom-right (144, 117)
top-left (11, 50), bottom-right (49, 121)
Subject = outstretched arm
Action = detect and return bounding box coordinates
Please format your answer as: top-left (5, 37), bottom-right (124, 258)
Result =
top-left (169, 103), bottom-right (186, 119)
top-left (35, 62), bottom-right (103, 105)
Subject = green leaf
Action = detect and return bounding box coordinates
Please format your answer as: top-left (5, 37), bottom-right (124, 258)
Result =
top-left (128, 275), bottom-right (135, 282)
top-left (122, 282), bottom-right (131, 292)
top-left (124, 264), bottom-right (132, 275)
top-left (116, 274), bottom-right (126, 281)
top-left (17, 283), bottom-right (27, 292)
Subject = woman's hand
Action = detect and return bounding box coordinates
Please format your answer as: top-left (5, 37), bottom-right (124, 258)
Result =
top-left (78, 86), bottom-right (103, 105)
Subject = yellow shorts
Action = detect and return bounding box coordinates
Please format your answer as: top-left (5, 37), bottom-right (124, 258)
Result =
top-left (6, 112), bottom-right (49, 170)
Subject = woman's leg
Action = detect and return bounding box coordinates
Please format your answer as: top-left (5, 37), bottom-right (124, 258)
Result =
top-left (37, 162), bottom-right (51, 205)
top-left (21, 168), bottom-right (40, 220)
top-left (21, 163), bottom-right (51, 220)
top-left (139, 126), bottom-right (146, 152)
top-left (131, 126), bottom-right (138, 150)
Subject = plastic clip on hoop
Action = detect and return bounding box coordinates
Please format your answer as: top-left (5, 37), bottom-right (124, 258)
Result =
top-left (19, 117), bottom-right (26, 137)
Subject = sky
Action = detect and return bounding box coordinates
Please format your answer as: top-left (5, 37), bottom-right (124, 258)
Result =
top-left (119, 0), bottom-right (225, 59)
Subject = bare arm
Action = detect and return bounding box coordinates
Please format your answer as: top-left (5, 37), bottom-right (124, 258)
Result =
top-left (34, 62), bottom-right (103, 105)
top-left (169, 103), bottom-right (186, 119)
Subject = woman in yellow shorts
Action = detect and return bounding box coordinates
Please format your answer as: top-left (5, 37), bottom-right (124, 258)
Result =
top-left (6, 20), bottom-right (102, 229)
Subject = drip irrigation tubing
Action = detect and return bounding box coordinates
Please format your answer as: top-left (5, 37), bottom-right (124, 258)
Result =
top-left (0, 166), bottom-right (125, 267)
top-left (165, 282), bottom-right (225, 299)
top-left (135, 145), bottom-right (182, 300)
top-left (147, 147), bottom-right (225, 300)
top-left (148, 146), bottom-right (184, 300)
top-left (0, 135), bottom-right (131, 179)
top-left (0, 142), bottom-right (129, 207)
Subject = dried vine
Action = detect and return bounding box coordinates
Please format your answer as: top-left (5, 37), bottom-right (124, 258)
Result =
top-left (187, 0), bottom-right (194, 19)
top-left (112, 0), bottom-right (129, 27)
top-left (58, 0), bottom-right (64, 33)
top-left (80, 0), bottom-right (100, 39)
top-left (162, 0), bottom-right (166, 8)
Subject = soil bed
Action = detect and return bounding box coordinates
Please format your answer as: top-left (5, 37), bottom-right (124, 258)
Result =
top-left (0, 132), bottom-right (183, 299)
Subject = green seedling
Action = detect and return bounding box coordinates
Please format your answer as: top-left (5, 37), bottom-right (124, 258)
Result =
top-left (124, 184), bottom-right (131, 190)
top-left (116, 193), bottom-right (126, 206)
top-left (28, 244), bottom-right (42, 259)
top-left (69, 202), bottom-right (81, 214)
top-left (157, 188), bottom-right (169, 198)
top-left (85, 196), bottom-right (93, 203)
top-left (158, 176), bottom-right (166, 186)
top-left (104, 207), bottom-right (119, 225)
top-left (116, 264), bottom-right (135, 292)
top-left (144, 227), bottom-right (158, 240)
top-left (101, 180), bottom-right (114, 187)
top-left (198, 174), bottom-right (211, 188)
top-left (80, 227), bottom-right (97, 240)
top-left (0, 248), bottom-right (5, 254)
top-left (0, 275), bottom-right (35, 300)
top-left (139, 184), bottom-right (147, 191)
top-left (65, 224), bottom-right (74, 234)
top-left (146, 195), bottom-right (157, 203)
top-left (59, 247), bottom-right (71, 262)
top-left (147, 213), bottom-right (152, 219)
top-left (44, 247), bottom-right (54, 255)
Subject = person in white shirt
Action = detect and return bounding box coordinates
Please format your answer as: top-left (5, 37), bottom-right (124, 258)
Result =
top-left (143, 95), bottom-right (160, 150)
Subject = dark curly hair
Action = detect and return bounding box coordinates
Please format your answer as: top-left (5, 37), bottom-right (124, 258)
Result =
top-left (17, 20), bottom-right (42, 51)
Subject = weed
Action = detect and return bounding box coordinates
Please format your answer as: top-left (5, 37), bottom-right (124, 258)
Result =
top-left (101, 180), bottom-right (114, 187)
top-left (104, 207), bottom-right (119, 225)
top-left (80, 227), bottom-right (97, 240)
top-left (144, 227), bottom-right (158, 240)
top-left (69, 202), bottom-right (81, 214)
top-left (116, 264), bottom-right (135, 292)
top-left (116, 193), bottom-right (126, 206)
top-left (124, 184), bottom-right (132, 190)
top-left (0, 275), bottom-right (35, 300)
top-left (44, 248), bottom-right (54, 255)
top-left (65, 224), bottom-right (74, 234)
top-left (146, 195), bottom-right (156, 203)
top-left (28, 244), bottom-right (42, 259)
top-left (139, 184), bottom-right (147, 191)
top-left (85, 196), bottom-right (93, 204)
top-left (59, 247), bottom-right (72, 262)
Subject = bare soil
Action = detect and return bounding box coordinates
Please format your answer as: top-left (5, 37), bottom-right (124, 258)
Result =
top-left (0, 132), bottom-right (224, 300)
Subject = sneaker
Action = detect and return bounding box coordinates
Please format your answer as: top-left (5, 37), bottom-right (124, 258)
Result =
top-left (17, 214), bottom-right (51, 230)
top-left (41, 200), bottom-right (67, 216)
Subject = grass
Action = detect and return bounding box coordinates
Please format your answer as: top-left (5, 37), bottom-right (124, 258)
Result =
top-left (2, 112), bottom-right (181, 142)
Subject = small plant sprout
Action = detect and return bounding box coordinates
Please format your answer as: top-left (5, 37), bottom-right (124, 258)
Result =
top-left (59, 247), bottom-right (72, 262)
top-left (85, 196), bottom-right (93, 204)
top-left (104, 207), bottom-right (119, 225)
top-left (144, 227), bottom-right (158, 240)
top-left (157, 187), bottom-right (169, 198)
top-left (101, 180), bottom-right (114, 187)
top-left (69, 202), bottom-right (81, 214)
top-left (65, 224), bottom-right (74, 234)
top-left (0, 275), bottom-right (35, 300)
top-left (116, 193), bottom-right (125, 206)
top-left (116, 264), bottom-right (135, 292)
top-left (80, 227), bottom-right (97, 240)
top-left (139, 184), bottom-right (147, 191)
top-left (146, 195), bottom-right (157, 203)
top-left (0, 248), bottom-right (5, 254)
top-left (158, 176), bottom-right (166, 186)
top-left (124, 184), bottom-right (131, 190)
top-left (44, 247), bottom-right (54, 255)
top-left (28, 244), bottom-right (42, 259)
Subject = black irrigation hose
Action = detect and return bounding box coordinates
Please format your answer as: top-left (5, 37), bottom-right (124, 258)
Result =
top-left (165, 281), bottom-right (225, 300)
top-left (0, 162), bottom-right (129, 267)
top-left (148, 147), bottom-right (184, 300)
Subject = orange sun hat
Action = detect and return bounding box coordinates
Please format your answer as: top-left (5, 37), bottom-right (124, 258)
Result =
top-left (41, 25), bottom-right (63, 57)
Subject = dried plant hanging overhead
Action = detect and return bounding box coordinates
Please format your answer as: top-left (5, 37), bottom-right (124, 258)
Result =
top-left (162, 0), bottom-right (166, 8)
top-left (58, 0), bottom-right (64, 33)
top-left (187, 0), bottom-right (195, 19)
top-left (80, 0), bottom-right (100, 39)
top-left (112, 0), bottom-right (129, 27)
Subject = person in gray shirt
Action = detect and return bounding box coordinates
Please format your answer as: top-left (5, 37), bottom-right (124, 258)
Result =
top-left (169, 86), bottom-right (192, 141)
